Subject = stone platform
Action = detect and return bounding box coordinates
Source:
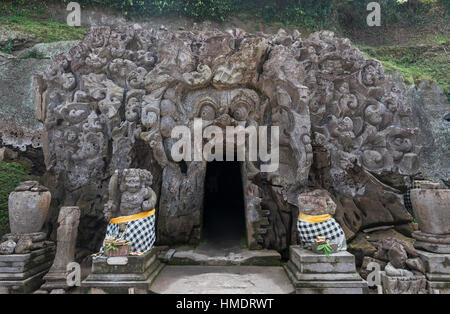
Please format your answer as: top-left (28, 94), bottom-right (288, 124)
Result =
top-left (150, 265), bottom-right (294, 294)
top-left (417, 250), bottom-right (450, 294)
top-left (81, 248), bottom-right (164, 294)
top-left (285, 246), bottom-right (367, 294)
top-left (168, 246), bottom-right (281, 266)
top-left (0, 245), bottom-right (55, 294)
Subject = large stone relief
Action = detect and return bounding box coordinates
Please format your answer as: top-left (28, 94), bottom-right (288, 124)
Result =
top-left (35, 26), bottom-right (420, 255)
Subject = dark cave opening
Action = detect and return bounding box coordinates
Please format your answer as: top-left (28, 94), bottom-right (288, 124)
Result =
top-left (202, 161), bottom-right (246, 249)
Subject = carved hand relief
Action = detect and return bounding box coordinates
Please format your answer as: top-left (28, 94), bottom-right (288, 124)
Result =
top-left (35, 27), bottom-right (420, 251)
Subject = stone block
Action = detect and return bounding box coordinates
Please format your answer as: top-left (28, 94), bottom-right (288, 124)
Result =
top-left (285, 246), bottom-right (367, 294)
top-left (81, 248), bottom-right (164, 294)
top-left (0, 245), bottom-right (55, 294)
top-left (417, 250), bottom-right (450, 294)
top-left (380, 271), bottom-right (427, 294)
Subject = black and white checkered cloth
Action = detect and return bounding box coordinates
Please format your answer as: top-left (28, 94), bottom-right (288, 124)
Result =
top-left (404, 180), bottom-right (433, 218)
top-left (297, 218), bottom-right (346, 250)
top-left (101, 214), bottom-right (156, 253)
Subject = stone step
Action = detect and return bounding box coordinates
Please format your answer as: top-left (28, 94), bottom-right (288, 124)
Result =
top-left (150, 265), bottom-right (294, 294)
top-left (168, 248), bottom-right (281, 266)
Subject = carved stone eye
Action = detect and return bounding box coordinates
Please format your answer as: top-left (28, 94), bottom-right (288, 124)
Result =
top-left (199, 104), bottom-right (215, 121)
top-left (233, 106), bottom-right (249, 121)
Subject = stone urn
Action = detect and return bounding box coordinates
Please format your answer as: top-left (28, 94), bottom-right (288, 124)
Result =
top-left (8, 181), bottom-right (51, 234)
top-left (410, 189), bottom-right (449, 235)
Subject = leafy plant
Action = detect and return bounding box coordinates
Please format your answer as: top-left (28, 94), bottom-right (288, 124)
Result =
top-left (0, 39), bottom-right (14, 54)
top-left (106, 243), bottom-right (119, 253)
top-left (317, 243), bottom-right (333, 258)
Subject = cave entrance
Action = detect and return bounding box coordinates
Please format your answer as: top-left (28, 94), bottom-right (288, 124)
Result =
top-left (202, 161), bottom-right (247, 249)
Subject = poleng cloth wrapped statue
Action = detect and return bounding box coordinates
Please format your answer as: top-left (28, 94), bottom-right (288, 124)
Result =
top-left (101, 169), bottom-right (157, 253)
top-left (296, 189), bottom-right (347, 251)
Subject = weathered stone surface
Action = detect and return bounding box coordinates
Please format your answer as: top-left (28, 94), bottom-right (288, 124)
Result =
top-left (82, 248), bottom-right (164, 294)
top-left (169, 248), bottom-right (281, 266)
top-left (104, 168), bottom-right (157, 220)
top-left (285, 246), bottom-right (367, 294)
top-left (36, 27), bottom-right (420, 253)
top-left (411, 189), bottom-right (450, 235)
top-left (347, 233), bottom-right (377, 267)
top-left (41, 206), bottom-right (80, 291)
top-left (20, 41), bottom-right (81, 59)
top-left (417, 250), bottom-right (450, 285)
top-left (387, 242), bottom-right (408, 269)
top-left (8, 181), bottom-right (51, 235)
top-left (0, 245), bottom-right (55, 294)
top-left (0, 240), bottom-right (16, 255)
top-left (14, 236), bottom-right (33, 254)
top-left (0, 57), bottom-right (50, 150)
top-left (410, 80), bottom-right (449, 186)
top-left (406, 258), bottom-right (426, 274)
top-left (298, 189), bottom-right (337, 215)
top-left (0, 28), bottom-right (37, 50)
top-left (381, 262), bottom-right (427, 294)
top-left (151, 265), bottom-right (294, 294)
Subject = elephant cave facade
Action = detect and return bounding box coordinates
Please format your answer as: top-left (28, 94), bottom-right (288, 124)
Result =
top-left (35, 26), bottom-right (420, 256)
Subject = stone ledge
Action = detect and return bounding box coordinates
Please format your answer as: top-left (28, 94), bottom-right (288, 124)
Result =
top-left (169, 248), bottom-right (281, 266)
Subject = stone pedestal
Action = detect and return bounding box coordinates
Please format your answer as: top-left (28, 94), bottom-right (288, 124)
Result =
top-left (81, 248), bottom-right (164, 294)
top-left (380, 271), bottom-right (427, 294)
top-left (413, 231), bottom-right (450, 254)
top-left (417, 250), bottom-right (450, 294)
top-left (284, 245), bottom-right (367, 294)
top-left (0, 245), bottom-right (55, 294)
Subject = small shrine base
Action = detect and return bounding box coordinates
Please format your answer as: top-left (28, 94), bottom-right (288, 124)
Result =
top-left (0, 245), bottom-right (55, 294)
top-left (81, 248), bottom-right (164, 294)
top-left (284, 245), bottom-right (367, 294)
top-left (417, 250), bottom-right (450, 294)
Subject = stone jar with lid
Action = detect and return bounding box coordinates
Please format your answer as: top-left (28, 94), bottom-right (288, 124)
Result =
top-left (8, 181), bottom-right (51, 234)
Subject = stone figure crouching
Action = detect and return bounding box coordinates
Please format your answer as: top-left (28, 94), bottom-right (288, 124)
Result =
top-left (102, 168), bottom-right (157, 254)
top-left (297, 189), bottom-right (347, 252)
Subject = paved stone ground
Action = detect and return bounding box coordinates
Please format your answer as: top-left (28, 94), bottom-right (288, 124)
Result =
top-left (150, 265), bottom-right (294, 294)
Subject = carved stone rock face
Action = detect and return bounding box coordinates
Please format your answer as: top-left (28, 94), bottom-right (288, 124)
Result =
top-left (104, 168), bottom-right (157, 219)
top-left (36, 27), bottom-right (419, 254)
top-left (298, 189), bottom-right (337, 216)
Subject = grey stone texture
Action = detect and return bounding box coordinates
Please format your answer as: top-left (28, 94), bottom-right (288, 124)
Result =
top-left (0, 245), bottom-right (55, 294)
top-left (0, 41), bottom-right (79, 150)
top-left (41, 206), bottom-right (80, 291)
top-left (284, 245), bottom-right (367, 294)
top-left (150, 265), bottom-right (294, 294)
top-left (35, 26), bottom-right (423, 253)
top-left (8, 181), bottom-right (51, 234)
top-left (81, 248), bottom-right (164, 294)
top-left (417, 250), bottom-right (450, 294)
